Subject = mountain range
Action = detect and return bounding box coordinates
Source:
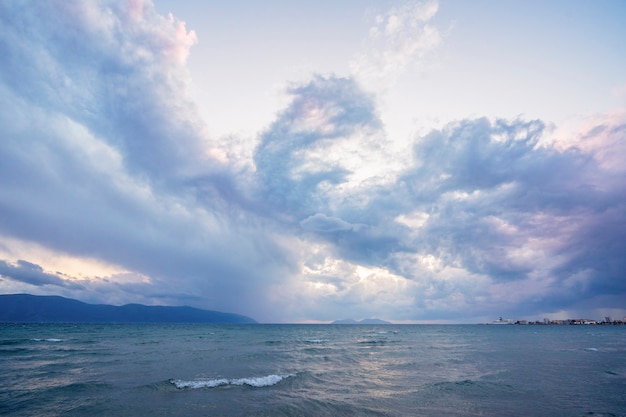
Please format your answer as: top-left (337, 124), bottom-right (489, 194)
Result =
top-left (0, 294), bottom-right (256, 324)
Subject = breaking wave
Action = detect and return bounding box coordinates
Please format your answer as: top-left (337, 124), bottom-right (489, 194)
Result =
top-left (305, 339), bottom-right (328, 344)
top-left (170, 373), bottom-right (295, 389)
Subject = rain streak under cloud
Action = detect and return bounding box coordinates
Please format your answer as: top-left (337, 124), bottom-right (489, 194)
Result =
top-left (0, 0), bottom-right (625, 323)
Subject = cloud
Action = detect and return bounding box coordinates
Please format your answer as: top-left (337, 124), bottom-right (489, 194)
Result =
top-left (0, 0), bottom-right (206, 183)
top-left (351, 0), bottom-right (441, 85)
top-left (254, 75), bottom-right (387, 216)
top-left (0, 260), bottom-right (83, 289)
top-left (0, 0), bottom-right (290, 320)
top-left (553, 110), bottom-right (626, 173)
top-left (390, 116), bottom-right (626, 313)
top-left (300, 213), bottom-right (362, 233)
top-left (0, 1), bottom-right (624, 323)
top-left (280, 113), bottom-right (626, 321)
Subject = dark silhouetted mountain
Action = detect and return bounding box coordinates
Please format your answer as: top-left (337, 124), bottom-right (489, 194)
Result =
top-left (332, 318), bottom-right (391, 324)
top-left (0, 294), bottom-right (257, 323)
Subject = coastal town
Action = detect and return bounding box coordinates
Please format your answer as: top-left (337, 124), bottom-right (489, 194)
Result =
top-left (489, 316), bottom-right (626, 325)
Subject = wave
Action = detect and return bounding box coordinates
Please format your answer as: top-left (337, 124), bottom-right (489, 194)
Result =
top-left (427, 379), bottom-right (516, 396)
top-left (358, 339), bottom-right (387, 345)
top-left (0, 339), bottom-right (30, 346)
top-left (0, 347), bottom-right (30, 355)
top-left (305, 339), bottom-right (328, 344)
top-left (32, 338), bottom-right (63, 342)
top-left (170, 373), bottom-right (295, 389)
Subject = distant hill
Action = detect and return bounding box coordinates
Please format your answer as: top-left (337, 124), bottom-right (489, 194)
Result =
top-left (332, 318), bottom-right (391, 324)
top-left (0, 294), bottom-right (257, 324)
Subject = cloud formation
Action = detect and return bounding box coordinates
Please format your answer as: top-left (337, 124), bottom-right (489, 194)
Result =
top-left (300, 214), bottom-right (362, 233)
top-left (0, 260), bottom-right (82, 289)
top-left (0, 0), bottom-right (624, 322)
top-left (351, 0), bottom-right (441, 84)
top-left (0, 0), bottom-right (205, 182)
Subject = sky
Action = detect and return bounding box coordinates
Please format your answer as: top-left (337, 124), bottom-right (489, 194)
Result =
top-left (0, 0), bottom-right (625, 323)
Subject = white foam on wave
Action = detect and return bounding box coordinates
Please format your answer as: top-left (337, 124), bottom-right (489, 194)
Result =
top-left (171, 373), bottom-right (295, 389)
top-left (172, 378), bottom-right (229, 389)
top-left (32, 338), bottom-right (63, 342)
top-left (305, 339), bottom-right (328, 344)
top-left (584, 347), bottom-right (599, 352)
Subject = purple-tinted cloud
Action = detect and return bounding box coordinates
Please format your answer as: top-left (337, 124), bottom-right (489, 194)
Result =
top-left (0, 1), bottom-right (624, 322)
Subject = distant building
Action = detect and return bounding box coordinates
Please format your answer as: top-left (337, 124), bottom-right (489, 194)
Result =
top-left (570, 319), bottom-right (597, 325)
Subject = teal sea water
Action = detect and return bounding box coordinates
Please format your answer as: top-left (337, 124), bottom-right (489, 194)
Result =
top-left (1, 323), bottom-right (625, 416)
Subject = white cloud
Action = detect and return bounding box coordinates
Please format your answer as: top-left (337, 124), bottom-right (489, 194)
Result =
top-left (395, 211), bottom-right (430, 230)
top-left (300, 214), bottom-right (359, 233)
top-left (351, 0), bottom-right (441, 86)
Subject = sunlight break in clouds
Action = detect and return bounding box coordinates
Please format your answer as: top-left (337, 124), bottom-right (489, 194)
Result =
top-left (0, 0), bottom-right (625, 322)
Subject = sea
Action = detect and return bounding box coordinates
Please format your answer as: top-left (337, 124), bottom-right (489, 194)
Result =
top-left (1, 323), bottom-right (625, 417)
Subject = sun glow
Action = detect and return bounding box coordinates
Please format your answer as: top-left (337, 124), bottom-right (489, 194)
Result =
top-left (0, 235), bottom-right (131, 282)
